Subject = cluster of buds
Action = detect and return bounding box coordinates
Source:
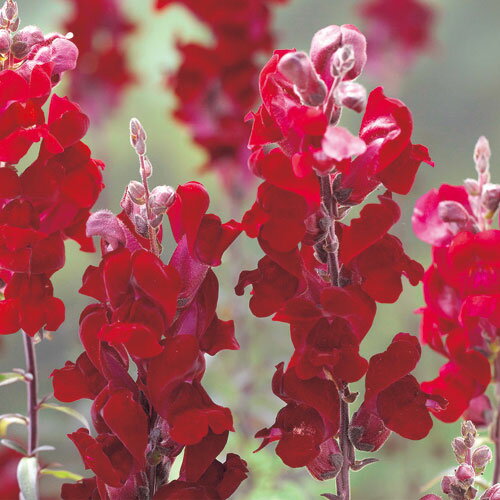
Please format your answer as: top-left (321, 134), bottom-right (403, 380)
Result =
top-left (421, 421), bottom-right (495, 500)
top-left (0, 0), bottom-right (18, 32)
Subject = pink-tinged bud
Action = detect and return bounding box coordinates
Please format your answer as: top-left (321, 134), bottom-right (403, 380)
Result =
top-left (441, 475), bottom-right (455, 494)
top-left (52, 36), bottom-right (78, 73)
top-left (130, 117), bottom-right (147, 155)
top-left (322, 126), bottom-right (366, 162)
top-left (12, 25), bottom-right (43, 52)
top-left (482, 183), bottom-right (500, 213)
top-left (482, 484), bottom-right (500, 500)
top-left (127, 180), bottom-right (146, 205)
top-left (420, 495), bottom-right (442, 500)
top-left (463, 395), bottom-right (494, 429)
top-left (10, 39), bottom-right (28, 58)
top-left (309, 24), bottom-right (367, 86)
top-left (472, 445), bottom-right (492, 472)
top-left (337, 81), bottom-right (367, 113)
top-left (306, 438), bottom-right (342, 481)
top-left (148, 185), bottom-right (176, 215)
top-left (134, 213), bottom-right (149, 238)
top-left (86, 210), bottom-right (126, 251)
top-left (437, 200), bottom-right (470, 224)
top-left (455, 463), bottom-right (475, 482)
top-left (142, 156), bottom-right (153, 177)
top-left (474, 136), bottom-right (491, 175)
top-left (2, 0), bottom-right (18, 22)
top-left (452, 437), bottom-right (468, 463)
top-left (349, 403), bottom-right (391, 452)
top-left (464, 178), bottom-right (480, 196)
top-left (0, 28), bottom-right (10, 53)
top-left (278, 51), bottom-right (327, 106)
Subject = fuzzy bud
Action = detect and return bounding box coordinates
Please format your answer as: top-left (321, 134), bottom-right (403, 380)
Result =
top-left (0, 28), bottom-right (10, 52)
top-left (419, 496), bottom-right (442, 500)
top-left (455, 463), bottom-right (475, 483)
top-left (148, 185), bottom-right (176, 215)
top-left (438, 200), bottom-right (470, 224)
top-left (464, 178), bottom-right (480, 196)
top-left (471, 446), bottom-right (492, 472)
top-left (142, 156), bottom-right (153, 178)
top-left (9, 39), bottom-right (27, 58)
top-left (12, 25), bottom-right (43, 54)
top-left (441, 475), bottom-right (455, 494)
top-left (462, 420), bottom-right (477, 447)
top-left (337, 81), bottom-right (367, 113)
top-left (482, 484), bottom-right (500, 500)
top-left (278, 51), bottom-right (327, 106)
top-left (1, 0), bottom-right (18, 23)
top-left (130, 117), bottom-right (147, 156)
top-left (134, 214), bottom-right (149, 238)
top-left (127, 180), bottom-right (146, 205)
top-left (452, 437), bottom-right (468, 463)
top-left (86, 210), bottom-right (126, 251)
top-left (474, 136), bottom-right (491, 175)
top-left (463, 395), bottom-right (494, 429)
top-left (482, 183), bottom-right (500, 213)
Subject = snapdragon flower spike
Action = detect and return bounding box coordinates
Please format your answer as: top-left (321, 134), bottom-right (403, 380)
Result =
top-left (54, 120), bottom-right (246, 498)
top-left (63, 0), bottom-right (135, 122)
top-left (0, 10), bottom-right (104, 337)
top-left (237, 25), bottom-right (437, 486)
top-left (413, 136), bottom-right (500, 426)
top-left (358, 0), bottom-right (435, 77)
top-left (156, 0), bottom-right (289, 199)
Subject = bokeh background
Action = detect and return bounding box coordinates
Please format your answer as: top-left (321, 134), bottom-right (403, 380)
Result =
top-left (2, 0), bottom-right (500, 498)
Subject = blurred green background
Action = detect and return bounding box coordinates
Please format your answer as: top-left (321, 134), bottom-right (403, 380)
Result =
top-left (2, 0), bottom-right (500, 498)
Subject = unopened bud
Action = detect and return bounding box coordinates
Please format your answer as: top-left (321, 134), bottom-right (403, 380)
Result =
top-left (456, 463), bottom-right (475, 483)
top-left (10, 40), bottom-right (27, 58)
top-left (332, 44), bottom-right (355, 77)
top-left (86, 210), bottom-right (126, 251)
top-left (441, 475), bottom-right (454, 494)
top-left (482, 183), bottom-right (500, 213)
top-left (127, 180), bottom-right (146, 204)
top-left (462, 421), bottom-right (477, 447)
top-left (130, 117), bottom-right (147, 156)
top-left (134, 214), bottom-right (149, 238)
top-left (464, 178), bottom-right (480, 196)
top-left (482, 484), bottom-right (500, 500)
top-left (2, 1), bottom-right (18, 23)
top-left (278, 51), bottom-right (327, 106)
top-left (337, 81), bottom-right (367, 113)
top-left (306, 438), bottom-right (342, 481)
top-left (471, 445), bottom-right (492, 472)
top-left (452, 437), bottom-right (468, 463)
top-left (438, 200), bottom-right (470, 224)
top-left (474, 136), bottom-right (491, 175)
top-left (148, 185), bottom-right (176, 215)
top-left (142, 156), bottom-right (153, 178)
top-left (0, 28), bottom-right (9, 52)
top-left (12, 25), bottom-right (43, 52)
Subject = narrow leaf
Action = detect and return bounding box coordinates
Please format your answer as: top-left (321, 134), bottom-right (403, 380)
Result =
top-left (41, 468), bottom-right (83, 481)
top-left (0, 413), bottom-right (28, 437)
top-left (1, 438), bottom-right (27, 455)
top-left (40, 403), bottom-right (90, 430)
top-left (0, 372), bottom-right (24, 387)
top-left (17, 456), bottom-right (38, 500)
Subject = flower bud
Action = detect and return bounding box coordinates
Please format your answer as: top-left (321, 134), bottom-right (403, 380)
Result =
top-left (86, 210), bottom-right (126, 251)
top-left (419, 495), bottom-right (442, 500)
top-left (130, 117), bottom-right (147, 155)
top-left (482, 183), bottom-right (500, 214)
top-left (462, 420), bottom-right (477, 447)
top-left (148, 185), bottom-right (176, 215)
top-left (142, 156), bottom-right (153, 178)
top-left (306, 438), bottom-right (342, 481)
top-left (452, 437), bottom-right (468, 463)
top-left (471, 445), bottom-right (492, 472)
top-left (2, 0), bottom-right (18, 23)
top-left (127, 180), bottom-right (146, 205)
top-left (134, 214), bottom-right (149, 238)
top-left (441, 475), bottom-right (454, 494)
top-left (474, 136), bottom-right (491, 175)
top-left (482, 484), bottom-right (500, 500)
top-left (12, 25), bottom-right (43, 52)
top-left (0, 28), bottom-right (10, 53)
top-left (463, 395), bottom-right (493, 429)
top-left (349, 403), bottom-right (391, 452)
top-left (438, 200), bottom-right (470, 224)
top-left (278, 51), bottom-right (327, 106)
top-left (455, 463), bottom-right (475, 483)
top-left (337, 81), bottom-right (367, 113)
top-left (9, 39), bottom-right (27, 58)
top-left (464, 178), bottom-right (480, 196)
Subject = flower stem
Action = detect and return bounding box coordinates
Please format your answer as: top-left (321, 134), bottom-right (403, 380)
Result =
top-left (22, 331), bottom-right (39, 457)
top-left (319, 175), bottom-right (353, 499)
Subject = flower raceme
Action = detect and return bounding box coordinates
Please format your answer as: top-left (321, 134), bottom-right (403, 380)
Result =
top-left (0, 10), bottom-right (104, 338)
top-left (155, 0), bottom-right (289, 199)
top-left (52, 119), bottom-right (247, 499)
top-left (236, 23), bottom-right (442, 490)
top-left (413, 136), bottom-right (500, 427)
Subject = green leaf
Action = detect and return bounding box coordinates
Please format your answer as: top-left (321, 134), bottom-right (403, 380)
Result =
top-left (41, 468), bottom-right (83, 481)
top-left (40, 403), bottom-right (90, 430)
top-left (0, 372), bottom-right (24, 387)
top-left (0, 413), bottom-right (28, 437)
top-left (1, 438), bottom-right (27, 455)
top-left (17, 456), bottom-right (38, 500)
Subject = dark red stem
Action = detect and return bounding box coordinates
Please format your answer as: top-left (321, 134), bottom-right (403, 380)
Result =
top-left (22, 331), bottom-right (39, 457)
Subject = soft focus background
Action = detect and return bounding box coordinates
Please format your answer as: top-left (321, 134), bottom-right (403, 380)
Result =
top-left (2, 0), bottom-right (500, 498)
